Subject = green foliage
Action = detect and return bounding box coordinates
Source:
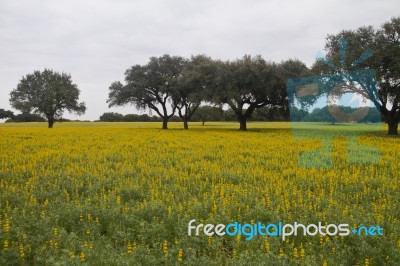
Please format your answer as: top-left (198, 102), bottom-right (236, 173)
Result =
top-left (9, 69), bottom-right (86, 128)
top-left (192, 106), bottom-right (224, 125)
top-left (287, 107), bottom-right (308, 122)
top-left (253, 106), bottom-right (289, 121)
top-left (0, 108), bottom-right (14, 120)
top-left (6, 113), bottom-right (46, 122)
top-left (303, 107), bottom-right (335, 123)
top-left (290, 106), bottom-right (382, 123)
top-left (98, 112), bottom-right (162, 122)
top-left (99, 112), bottom-right (125, 122)
top-left (313, 16), bottom-right (400, 134)
top-left (175, 55), bottom-right (218, 129)
top-left (107, 54), bottom-right (309, 130)
top-left (213, 56), bottom-right (307, 130)
top-left (123, 114), bottom-right (162, 122)
top-left (215, 56), bottom-right (279, 120)
top-left (107, 55), bottom-right (187, 129)
top-left (223, 109), bottom-right (238, 121)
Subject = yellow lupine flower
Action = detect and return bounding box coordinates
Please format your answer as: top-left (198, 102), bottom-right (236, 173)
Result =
top-left (279, 248), bottom-right (284, 257)
top-left (80, 251), bottom-right (85, 262)
top-left (162, 240), bottom-right (168, 257)
top-left (127, 241), bottom-right (132, 254)
top-left (177, 248), bottom-right (183, 263)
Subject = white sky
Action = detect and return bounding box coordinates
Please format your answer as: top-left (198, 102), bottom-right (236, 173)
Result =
top-left (0, 0), bottom-right (398, 121)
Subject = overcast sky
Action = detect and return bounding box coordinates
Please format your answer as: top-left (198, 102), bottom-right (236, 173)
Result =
top-left (0, 0), bottom-right (398, 121)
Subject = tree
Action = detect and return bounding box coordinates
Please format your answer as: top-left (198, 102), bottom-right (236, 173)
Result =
top-left (359, 107), bottom-right (382, 123)
top-left (0, 109), bottom-right (14, 120)
top-left (376, 17), bottom-right (400, 134)
top-left (285, 107), bottom-right (308, 122)
top-left (223, 109), bottom-right (237, 121)
top-left (314, 17), bottom-right (400, 134)
top-left (277, 59), bottom-right (310, 121)
top-left (214, 55), bottom-right (284, 130)
top-left (99, 112), bottom-right (124, 122)
top-left (193, 105), bottom-right (224, 125)
top-left (107, 55), bottom-right (186, 129)
top-left (303, 107), bottom-right (335, 124)
top-left (254, 105), bottom-right (290, 121)
top-left (123, 114), bottom-right (141, 122)
top-left (175, 55), bottom-right (216, 129)
top-left (214, 56), bottom-right (308, 130)
top-left (9, 69), bottom-right (86, 128)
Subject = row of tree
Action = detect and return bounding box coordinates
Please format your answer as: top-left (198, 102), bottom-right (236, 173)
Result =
top-left (3, 17), bottom-right (399, 134)
top-left (99, 105), bottom-right (381, 124)
top-left (2, 105), bottom-right (381, 125)
top-left (98, 106), bottom-right (263, 124)
top-left (106, 54), bottom-right (305, 130)
top-left (106, 17), bottom-right (399, 133)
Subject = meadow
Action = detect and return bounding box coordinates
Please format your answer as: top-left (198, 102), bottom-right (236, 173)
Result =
top-left (0, 122), bottom-right (399, 265)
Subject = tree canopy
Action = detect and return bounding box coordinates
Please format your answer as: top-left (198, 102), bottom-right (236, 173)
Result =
top-left (213, 56), bottom-right (307, 130)
top-left (212, 56), bottom-right (275, 130)
top-left (9, 69), bottom-right (86, 128)
top-left (107, 55), bottom-right (186, 129)
top-left (312, 17), bottom-right (400, 134)
top-left (174, 55), bottom-right (217, 129)
top-left (0, 109), bottom-right (14, 120)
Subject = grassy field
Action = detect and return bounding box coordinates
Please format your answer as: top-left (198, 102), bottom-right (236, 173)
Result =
top-left (0, 122), bottom-right (399, 265)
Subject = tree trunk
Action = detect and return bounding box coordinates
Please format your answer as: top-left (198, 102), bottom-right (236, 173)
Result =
top-left (48, 119), bottom-right (54, 128)
top-left (388, 121), bottom-right (398, 135)
top-left (384, 111), bottom-right (399, 135)
top-left (201, 120), bottom-right (205, 126)
top-left (239, 117), bottom-right (247, 131)
top-left (162, 118), bottom-right (168, 129)
top-left (183, 120), bottom-right (189, 130)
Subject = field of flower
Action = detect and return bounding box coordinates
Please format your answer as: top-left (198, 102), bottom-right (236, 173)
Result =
top-left (0, 122), bottom-right (399, 265)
